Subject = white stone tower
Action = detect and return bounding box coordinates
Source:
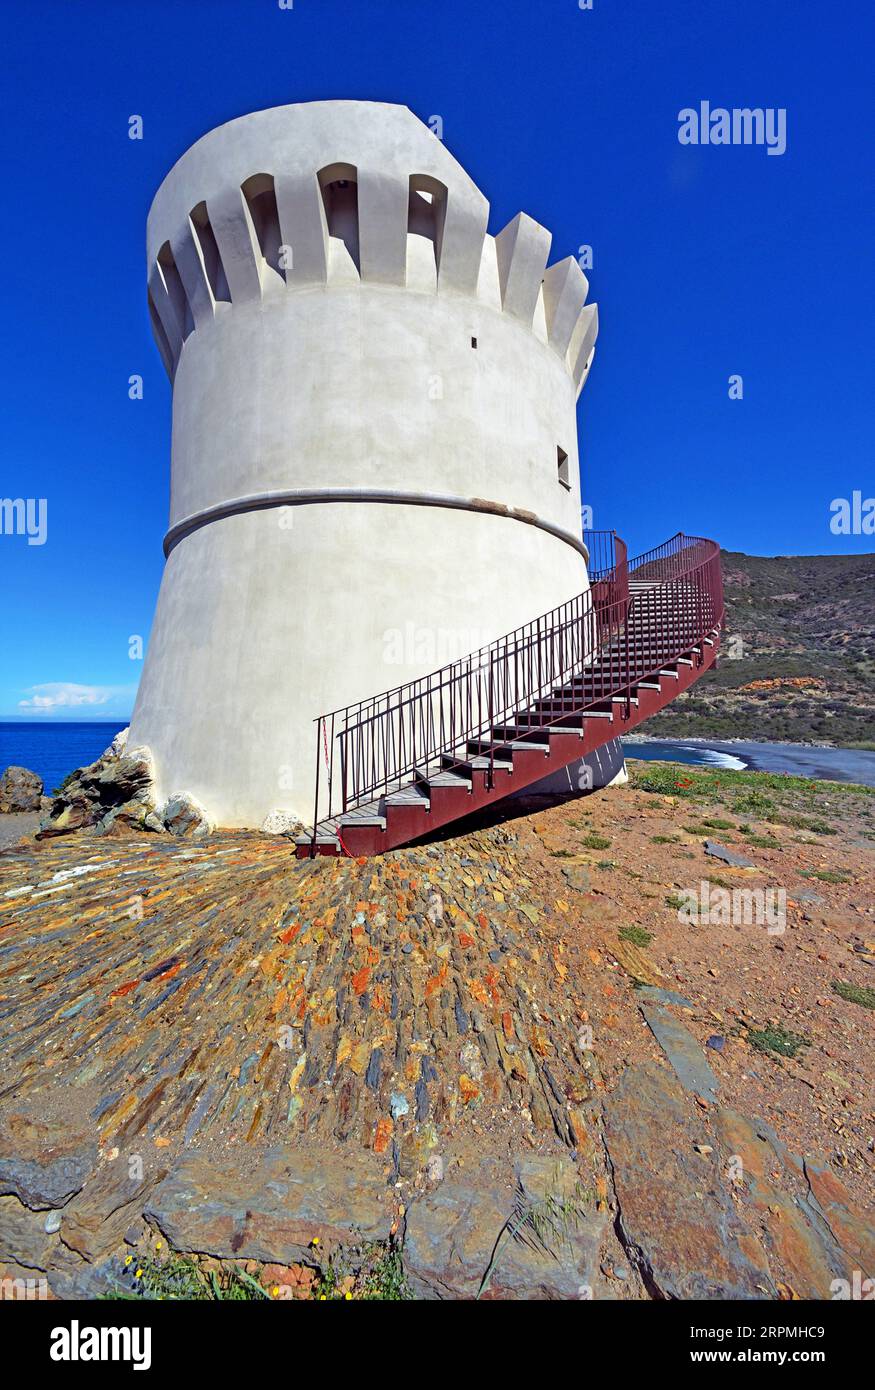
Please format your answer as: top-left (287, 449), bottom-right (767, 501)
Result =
top-left (129, 101), bottom-right (599, 826)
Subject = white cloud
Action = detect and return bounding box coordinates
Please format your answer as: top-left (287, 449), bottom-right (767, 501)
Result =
top-left (18, 682), bottom-right (114, 711)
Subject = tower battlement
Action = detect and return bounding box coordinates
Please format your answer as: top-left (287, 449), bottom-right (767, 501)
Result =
top-left (147, 101), bottom-right (597, 396)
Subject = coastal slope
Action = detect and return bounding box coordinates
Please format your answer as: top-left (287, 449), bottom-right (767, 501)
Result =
top-left (644, 550), bottom-right (875, 747)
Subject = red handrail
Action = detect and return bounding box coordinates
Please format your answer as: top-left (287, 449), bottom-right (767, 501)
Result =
top-left (309, 532), bottom-right (723, 846)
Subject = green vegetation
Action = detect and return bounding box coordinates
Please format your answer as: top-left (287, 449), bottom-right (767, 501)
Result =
top-left (105, 1253), bottom-right (268, 1301)
top-left (104, 1240), bottom-right (411, 1302)
top-left (665, 892), bottom-right (686, 911)
top-left (747, 1024), bottom-right (811, 1059)
top-left (832, 980), bottom-right (875, 1010)
top-left (683, 824), bottom-right (736, 840)
top-left (318, 1243), bottom-right (411, 1301)
top-left (630, 760), bottom-right (870, 804)
top-left (732, 790), bottom-right (777, 817)
top-left (781, 814), bottom-right (837, 836)
top-left (629, 763), bottom-right (869, 859)
top-left (651, 834), bottom-right (681, 844)
top-left (51, 767), bottom-right (81, 798)
top-left (619, 924), bottom-right (653, 947)
top-left (800, 868), bottom-right (852, 884)
top-left (579, 830), bottom-right (611, 850)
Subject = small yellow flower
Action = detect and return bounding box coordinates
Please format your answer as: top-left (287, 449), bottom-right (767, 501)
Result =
top-left (155, 1241), bottom-right (163, 1251)
top-left (344, 1291), bottom-right (353, 1300)
top-left (124, 1255), bottom-right (133, 1266)
top-left (271, 1286), bottom-right (279, 1296)
top-left (135, 1268), bottom-right (143, 1279)
top-left (319, 1294), bottom-right (326, 1301)
top-left (311, 1236), bottom-right (320, 1247)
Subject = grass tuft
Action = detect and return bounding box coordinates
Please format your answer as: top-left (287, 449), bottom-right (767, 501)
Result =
top-left (832, 980), bottom-right (875, 1010)
top-left (619, 924), bottom-right (653, 947)
top-left (579, 831), bottom-right (611, 850)
top-left (747, 1024), bottom-right (810, 1059)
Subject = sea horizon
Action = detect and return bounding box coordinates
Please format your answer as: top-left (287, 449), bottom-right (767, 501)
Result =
top-left (0, 719), bottom-right (129, 794)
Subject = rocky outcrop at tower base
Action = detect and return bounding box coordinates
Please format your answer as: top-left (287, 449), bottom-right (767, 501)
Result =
top-left (0, 766), bottom-right (44, 813)
top-left (37, 729), bottom-right (158, 838)
top-left (161, 792), bottom-right (214, 838)
top-left (36, 729), bottom-right (213, 840)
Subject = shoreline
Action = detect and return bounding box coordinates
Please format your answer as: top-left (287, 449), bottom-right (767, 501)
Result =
top-left (622, 732), bottom-right (866, 752)
top-left (621, 733), bottom-right (875, 790)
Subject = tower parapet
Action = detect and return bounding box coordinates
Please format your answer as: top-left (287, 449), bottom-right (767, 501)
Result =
top-left (147, 102), bottom-right (596, 395)
top-left (130, 101), bottom-right (600, 827)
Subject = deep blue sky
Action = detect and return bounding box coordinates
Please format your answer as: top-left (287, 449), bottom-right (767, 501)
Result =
top-left (1, 0), bottom-right (872, 719)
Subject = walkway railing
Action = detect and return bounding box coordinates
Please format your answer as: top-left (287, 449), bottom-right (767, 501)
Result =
top-left (309, 531), bottom-right (723, 846)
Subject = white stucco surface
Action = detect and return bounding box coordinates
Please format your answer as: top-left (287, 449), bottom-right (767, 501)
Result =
top-left (130, 101), bottom-right (604, 825)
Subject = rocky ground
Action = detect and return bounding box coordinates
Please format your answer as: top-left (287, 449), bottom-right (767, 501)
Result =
top-left (0, 813), bottom-right (38, 851)
top-left (0, 760), bottom-right (872, 1300)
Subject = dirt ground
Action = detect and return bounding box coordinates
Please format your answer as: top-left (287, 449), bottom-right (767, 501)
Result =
top-left (508, 758), bottom-right (874, 1209)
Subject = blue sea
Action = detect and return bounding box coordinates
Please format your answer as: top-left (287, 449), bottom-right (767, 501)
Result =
top-left (0, 722), bottom-right (128, 795)
top-left (2, 722), bottom-right (873, 799)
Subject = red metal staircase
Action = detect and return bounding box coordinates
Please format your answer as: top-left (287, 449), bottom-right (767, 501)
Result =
top-left (296, 532), bottom-right (724, 857)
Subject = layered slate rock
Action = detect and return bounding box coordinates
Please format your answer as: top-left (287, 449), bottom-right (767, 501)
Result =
top-left (405, 1154), bottom-right (608, 1300)
top-left (603, 1063), bottom-right (774, 1299)
top-left (145, 1148), bottom-right (393, 1264)
top-left (161, 792), bottom-right (213, 838)
top-left (0, 1196), bottom-right (61, 1270)
top-left (0, 766), bottom-right (43, 814)
top-left (703, 839), bottom-right (755, 868)
top-left (715, 1110), bottom-right (869, 1299)
top-left (638, 1003), bottom-right (720, 1099)
top-left (61, 1156), bottom-right (169, 1263)
top-left (0, 1113), bottom-right (97, 1211)
top-left (37, 730), bottom-right (163, 839)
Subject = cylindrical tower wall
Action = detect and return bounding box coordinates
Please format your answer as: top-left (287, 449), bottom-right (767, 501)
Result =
top-left (129, 102), bottom-right (600, 826)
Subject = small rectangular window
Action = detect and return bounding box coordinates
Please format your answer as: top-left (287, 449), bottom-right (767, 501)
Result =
top-left (557, 447), bottom-right (570, 489)
top-left (471, 336), bottom-right (478, 349)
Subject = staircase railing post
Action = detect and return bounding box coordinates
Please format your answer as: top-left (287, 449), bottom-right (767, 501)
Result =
top-left (310, 721), bottom-right (321, 858)
top-left (624, 598), bottom-right (632, 718)
top-left (488, 651), bottom-right (495, 791)
top-left (339, 715), bottom-right (348, 815)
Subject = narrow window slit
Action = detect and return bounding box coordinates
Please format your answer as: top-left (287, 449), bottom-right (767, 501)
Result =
top-left (190, 202), bottom-right (231, 303)
top-left (318, 163), bottom-right (360, 274)
top-left (557, 447), bottom-right (570, 489)
top-left (241, 174), bottom-right (285, 287)
top-left (157, 241), bottom-right (194, 340)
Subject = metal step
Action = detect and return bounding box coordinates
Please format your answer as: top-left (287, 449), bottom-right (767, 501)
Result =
top-left (494, 724), bottom-right (585, 742)
top-left (295, 831), bottom-right (341, 848)
top-left (340, 812), bottom-right (386, 830)
top-left (385, 786), bottom-right (431, 810)
top-left (467, 738), bottom-right (550, 756)
top-left (417, 766), bottom-right (472, 790)
top-left (440, 752), bottom-right (514, 774)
